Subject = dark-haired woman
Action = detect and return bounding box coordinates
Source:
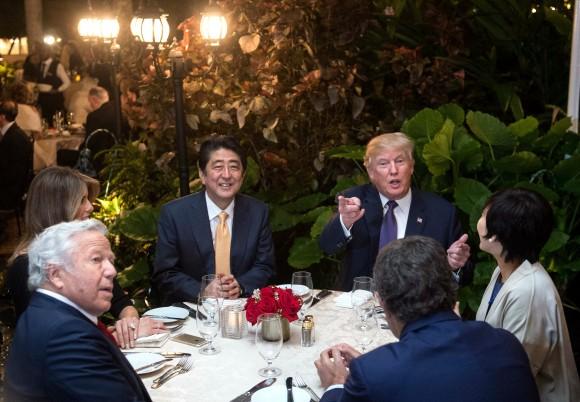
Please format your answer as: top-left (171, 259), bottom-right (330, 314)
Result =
top-left (475, 188), bottom-right (579, 402)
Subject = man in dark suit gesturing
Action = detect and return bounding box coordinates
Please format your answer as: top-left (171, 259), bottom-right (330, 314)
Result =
top-left (315, 236), bottom-right (540, 402)
top-left (153, 135), bottom-right (275, 305)
top-left (320, 132), bottom-right (471, 290)
top-left (5, 219), bottom-right (151, 401)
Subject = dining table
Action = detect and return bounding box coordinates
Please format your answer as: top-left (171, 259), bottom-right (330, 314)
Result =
top-left (33, 130), bottom-right (85, 172)
top-left (130, 291), bottom-right (398, 402)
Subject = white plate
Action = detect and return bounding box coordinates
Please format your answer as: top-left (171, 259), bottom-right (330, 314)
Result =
top-left (125, 352), bottom-right (166, 374)
top-left (278, 284), bottom-right (309, 297)
top-left (143, 306), bottom-right (189, 323)
top-left (251, 385), bottom-right (309, 402)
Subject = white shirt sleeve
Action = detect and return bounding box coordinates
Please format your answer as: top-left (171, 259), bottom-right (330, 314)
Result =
top-left (56, 63), bottom-right (71, 92)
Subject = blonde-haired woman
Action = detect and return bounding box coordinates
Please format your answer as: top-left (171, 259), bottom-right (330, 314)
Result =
top-left (7, 166), bottom-right (164, 348)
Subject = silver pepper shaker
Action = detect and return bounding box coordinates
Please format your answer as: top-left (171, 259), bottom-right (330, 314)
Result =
top-left (301, 315), bottom-right (315, 347)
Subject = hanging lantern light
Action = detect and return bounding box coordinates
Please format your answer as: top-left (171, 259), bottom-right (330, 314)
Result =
top-left (130, 2), bottom-right (170, 45)
top-left (200, 6), bottom-right (228, 46)
top-left (78, 16), bottom-right (119, 42)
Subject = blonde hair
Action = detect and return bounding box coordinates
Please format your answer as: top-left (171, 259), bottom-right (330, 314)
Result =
top-left (364, 132), bottom-right (414, 167)
top-left (9, 167), bottom-right (100, 263)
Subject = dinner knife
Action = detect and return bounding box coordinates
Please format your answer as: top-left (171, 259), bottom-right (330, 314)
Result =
top-left (135, 358), bottom-right (173, 373)
top-left (229, 378), bottom-right (276, 402)
top-left (172, 302), bottom-right (207, 320)
top-left (310, 289), bottom-right (332, 307)
top-left (286, 377), bottom-right (294, 402)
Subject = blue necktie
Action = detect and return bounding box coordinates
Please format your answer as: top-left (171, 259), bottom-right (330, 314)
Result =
top-left (379, 200), bottom-right (398, 250)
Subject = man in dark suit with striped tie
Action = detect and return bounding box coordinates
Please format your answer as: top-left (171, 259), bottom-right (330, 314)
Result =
top-left (319, 132), bottom-right (472, 291)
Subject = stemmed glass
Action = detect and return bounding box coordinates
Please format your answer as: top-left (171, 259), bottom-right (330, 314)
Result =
top-left (197, 281), bottom-right (221, 355)
top-left (291, 271), bottom-right (313, 322)
top-left (201, 274), bottom-right (224, 308)
top-left (255, 313), bottom-right (283, 377)
top-left (351, 276), bottom-right (377, 352)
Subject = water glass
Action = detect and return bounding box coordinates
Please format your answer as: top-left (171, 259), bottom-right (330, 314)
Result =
top-left (292, 271), bottom-right (313, 321)
top-left (197, 296), bottom-right (221, 355)
top-left (255, 313), bottom-right (283, 377)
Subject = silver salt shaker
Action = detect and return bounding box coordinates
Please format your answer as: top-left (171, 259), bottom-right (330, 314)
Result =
top-left (301, 315), bottom-right (315, 347)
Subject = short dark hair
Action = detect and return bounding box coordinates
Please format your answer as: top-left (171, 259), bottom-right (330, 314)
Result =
top-left (483, 188), bottom-right (553, 264)
top-left (0, 100), bottom-right (18, 122)
top-left (374, 236), bottom-right (457, 323)
top-left (198, 135), bottom-right (247, 172)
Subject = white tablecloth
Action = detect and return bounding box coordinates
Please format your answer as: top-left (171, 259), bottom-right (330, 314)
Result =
top-left (134, 292), bottom-right (398, 402)
top-left (33, 134), bottom-right (84, 172)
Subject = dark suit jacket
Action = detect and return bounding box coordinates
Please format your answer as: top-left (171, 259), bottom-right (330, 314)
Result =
top-left (321, 311), bottom-right (540, 402)
top-left (5, 292), bottom-right (151, 402)
top-left (0, 123), bottom-right (32, 209)
top-left (85, 101), bottom-right (130, 141)
top-left (153, 191), bottom-right (275, 305)
top-left (7, 254), bottom-right (132, 321)
top-left (319, 185), bottom-right (473, 290)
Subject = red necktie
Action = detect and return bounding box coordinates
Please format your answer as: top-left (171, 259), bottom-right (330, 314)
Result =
top-left (97, 320), bottom-right (118, 344)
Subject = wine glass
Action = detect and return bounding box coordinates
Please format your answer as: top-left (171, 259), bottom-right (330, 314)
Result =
top-left (255, 313), bottom-right (283, 377)
top-left (200, 274), bottom-right (224, 307)
top-left (353, 311), bottom-right (378, 353)
top-left (196, 294), bottom-right (221, 355)
top-left (291, 271), bottom-right (313, 322)
top-left (351, 276), bottom-right (375, 314)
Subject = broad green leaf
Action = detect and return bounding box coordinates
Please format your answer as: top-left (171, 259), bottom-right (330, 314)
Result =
top-left (548, 117), bottom-right (572, 136)
top-left (452, 127), bottom-right (483, 172)
top-left (493, 151), bottom-right (542, 174)
top-left (301, 206), bottom-right (333, 224)
top-left (117, 258), bottom-right (149, 288)
top-left (473, 259), bottom-right (496, 287)
top-left (242, 157), bottom-right (260, 190)
top-left (562, 178), bottom-right (580, 196)
top-left (466, 111), bottom-right (515, 147)
top-left (269, 207), bottom-right (300, 232)
top-left (513, 182), bottom-right (560, 203)
top-left (325, 145), bottom-right (365, 161)
top-left (508, 116), bottom-right (538, 138)
top-left (310, 208), bottom-right (334, 238)
top-left (288, 237), bottom-right (323, 269)
top-left (509, 94), bottom-right (524, 121)
top-left (285, 193), bottom-right (328, 213)
top-left (422, 119), bottom-right (454, 176)
top-left (543, 230), bottom-right (569, 253)
top-left (118, 206), bottom-right (160, 241)
top-left (401, 108), bottom-right (444, 142)
top-left (454, 178), bottom-right (491, 215)
top-left (553, 154), bottom-right (580, 184)
top-left (330, 176), bottom-right (364, 196)
top-left (437, 103), bottom-right (465, 126)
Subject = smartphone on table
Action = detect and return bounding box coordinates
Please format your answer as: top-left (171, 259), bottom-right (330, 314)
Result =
top-left (172, 333), bottom-right (207, 347)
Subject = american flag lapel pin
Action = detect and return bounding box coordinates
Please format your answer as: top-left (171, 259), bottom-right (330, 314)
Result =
top-left (417, 217), bottom-right (423, 224)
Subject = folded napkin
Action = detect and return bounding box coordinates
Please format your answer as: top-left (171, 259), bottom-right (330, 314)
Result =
top-left (334, 291), bottom-right (353, 309)
top-left (134, 332), bottom-right (170, 348)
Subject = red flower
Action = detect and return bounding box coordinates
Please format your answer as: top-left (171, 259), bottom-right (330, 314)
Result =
top-left (244, 286), bottom-right (302, 325)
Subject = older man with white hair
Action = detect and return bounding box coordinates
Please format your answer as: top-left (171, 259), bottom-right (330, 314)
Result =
top-left (5, 219), bottom-right (152, 402)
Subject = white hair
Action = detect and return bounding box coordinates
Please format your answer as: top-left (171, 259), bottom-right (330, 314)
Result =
top-left (28, 219), bottom-right (108, 290)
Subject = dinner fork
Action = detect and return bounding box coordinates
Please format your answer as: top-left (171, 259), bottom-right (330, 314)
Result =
top-left (151, 357), bottom-right (193, 388)
top-left (151, 356), bottom-right (187, 384)
top-left (293, 374), bottom-right (320, 401)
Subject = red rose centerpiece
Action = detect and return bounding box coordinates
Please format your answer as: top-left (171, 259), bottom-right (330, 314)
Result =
top-left (245, 286), bottom-right (302, 341)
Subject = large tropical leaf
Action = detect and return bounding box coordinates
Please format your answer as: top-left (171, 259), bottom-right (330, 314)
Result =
top-left (422, 118), bottom-right (454, 176)
top-left (452, 127), bottom-right (483, 172)
top-left (284, 193), bottom-right (328, 213)
top-left (310, 208), bottom-right (334, 238)
top-left (437, 103), bottom-right (465, 126)
top-left (466, 111), bottom-right (515, 147)
top-left (493, 151), bottom-right (542, 174)
top-left (401, 108), bottom-right (445, 143)
top-left (118, 206), bottom-right (160, 242)
top-left (552, 154), bottom-right (580, 184)
top-left (288, 237), bottom-right (323, 269)
top-left (454, 178), bottom-right (491, 215)
top-left (508, 116), bottom-right (538, 138)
